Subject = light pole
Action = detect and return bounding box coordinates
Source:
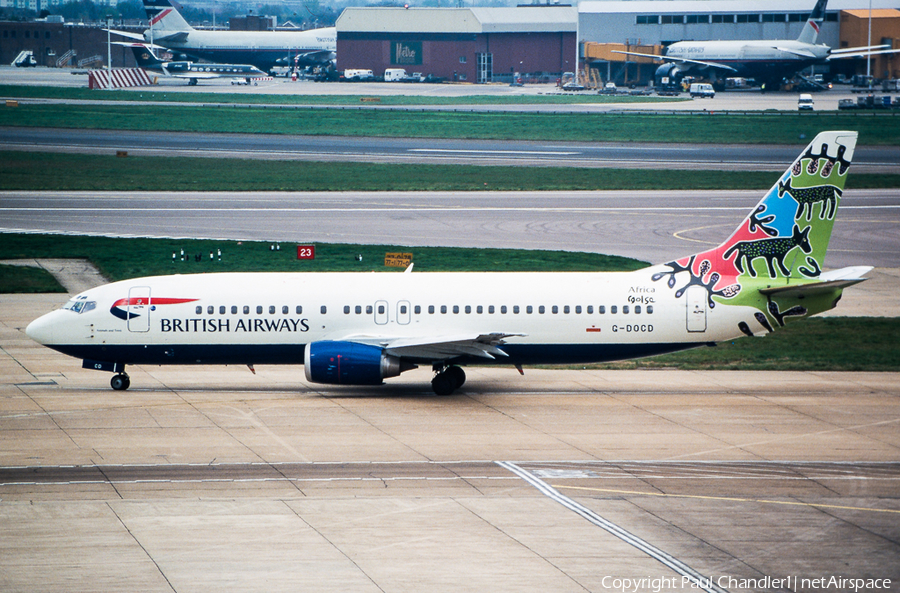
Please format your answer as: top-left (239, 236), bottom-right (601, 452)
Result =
top-left (107, 15), bottom-right (112, 69)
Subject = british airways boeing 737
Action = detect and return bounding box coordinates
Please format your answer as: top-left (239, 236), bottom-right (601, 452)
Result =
top-left (26, 131), bottom-right (871, 395)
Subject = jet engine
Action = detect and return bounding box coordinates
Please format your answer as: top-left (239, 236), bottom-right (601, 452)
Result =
top-left (655, 62), bottom-right (684, 89)
top-left (304, 341), bottom-right (416, 385)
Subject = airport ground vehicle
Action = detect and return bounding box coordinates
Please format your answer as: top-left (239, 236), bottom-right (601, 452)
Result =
top-left (689, 83), bottom-right (715, 98)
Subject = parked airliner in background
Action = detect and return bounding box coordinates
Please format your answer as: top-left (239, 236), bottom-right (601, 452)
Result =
top-left (614, 0), bottom-right (900, 90)
top-left (118, 42), bottom-right (267, 85)
top-left (27, 131), bottom-right (870, 395)
top-left (109, 0), bottom-right (336, 73)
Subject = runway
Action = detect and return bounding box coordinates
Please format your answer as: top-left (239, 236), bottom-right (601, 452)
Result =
top-left (2, 294), bottom-right (899, 592)
top-left (2, 126), bottom-right (899, 172)
top-left (3, 189), bottom-right (899, 269)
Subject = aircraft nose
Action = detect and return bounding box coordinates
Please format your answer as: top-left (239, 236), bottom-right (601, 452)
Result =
top-left (26, 313), bottom-right (54, 345)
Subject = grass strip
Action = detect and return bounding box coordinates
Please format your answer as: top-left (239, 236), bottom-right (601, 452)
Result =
top-left (0, 233), bottom-right (648, 284)
top-left (590, 317), bottom-right (899, 372)
top-left (2, 103), bottom-right (899, 144)
top-left (0, 84), bottom-right (683, 105)
top-left (3, 152), bottom-right (898, 191)
top-left (0, 263), bottom-right (66, 293)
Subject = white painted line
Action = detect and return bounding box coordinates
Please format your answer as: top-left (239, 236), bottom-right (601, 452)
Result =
top-left (497, 460), bottom-right (729, 593)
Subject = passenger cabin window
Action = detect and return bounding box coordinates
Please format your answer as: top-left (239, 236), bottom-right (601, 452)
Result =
top-left (231, 306), bottom-right (238, 314)
top-left (296, 306), bottom-right (303, 314)
top-left (196, 306), bottom-right (202, 314)
top-left (257, 306), bottom-right (263, 314)
top-left (282, 306), bottom-right (289, 314)
top-left (269, 306), bottom-right (276, 314)
top-left (219, 306), bottom-right (226, 314)
top-left (611, 306), bottom-right (618, 314)
top-left (320, 306), bottom-right (327, 314)
top-left (244, 306), bottom-right (250, 314)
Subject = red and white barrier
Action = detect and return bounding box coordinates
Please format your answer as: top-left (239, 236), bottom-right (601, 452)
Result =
top-left (88, 68), bottom-right (154, 90)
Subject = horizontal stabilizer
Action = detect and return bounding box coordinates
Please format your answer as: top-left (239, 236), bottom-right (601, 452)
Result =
top-left (153, 31), bottom-right (189, 44)
top-left (106, 29), bottom-right (146, 41)
top-left (758, 266), bottom-right (873, 298)
top-left (775, 46), bottom-right (818, 59)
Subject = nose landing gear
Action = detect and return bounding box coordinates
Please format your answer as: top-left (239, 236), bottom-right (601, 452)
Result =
top-left (432, 364), bottom-right (466, 395)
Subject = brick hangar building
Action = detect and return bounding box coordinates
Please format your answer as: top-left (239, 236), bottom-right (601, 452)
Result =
top-left (334, 6), bottom-right (577, 84)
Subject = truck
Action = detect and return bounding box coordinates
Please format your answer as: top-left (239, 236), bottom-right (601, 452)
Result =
top-left (342, 69), bottom-right (375, 82)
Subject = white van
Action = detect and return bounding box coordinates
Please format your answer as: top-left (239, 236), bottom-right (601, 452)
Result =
top-left (384, 68), bottom-right (409, 82)
top-left (798, 94), bottom-right (815, 110)
top-left (689, 83), bottom-right (715, 98)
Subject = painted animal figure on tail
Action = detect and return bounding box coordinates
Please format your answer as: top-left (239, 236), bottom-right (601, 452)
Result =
top-left (723, 224), bottom-right (812, 278)
top-left (777, 176), bottom-right (842, 221)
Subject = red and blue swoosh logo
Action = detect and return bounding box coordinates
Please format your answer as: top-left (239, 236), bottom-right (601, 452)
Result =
top-left (110, 297), bottom-right (198, 321)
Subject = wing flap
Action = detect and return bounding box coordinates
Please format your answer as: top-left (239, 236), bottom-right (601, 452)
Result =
top-left (338, 332), bottom-right (525, 361)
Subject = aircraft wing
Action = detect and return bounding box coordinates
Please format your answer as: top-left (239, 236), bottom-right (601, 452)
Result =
top-left (611, 50), bottom-right (737, 72)
top-left (112, 41), bottom-right (171, 51)
top-left (167, 72), bottom-right (221, 79)
top-left (827, 47), bottom-right (900, 60)
top-left (339, 332), bottom-right (526, 361)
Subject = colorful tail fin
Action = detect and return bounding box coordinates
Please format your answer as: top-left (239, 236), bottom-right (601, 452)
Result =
top-left (651, 130), bottom-right (860, 331)
top-left (797, 0), bottom-right (828, 45)
top-left (713, 130), bottom-right (856, 281)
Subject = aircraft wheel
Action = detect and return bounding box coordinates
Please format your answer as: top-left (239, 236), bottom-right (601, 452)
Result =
top-left (431, 372), bottom-right (455, 396)
top-left (447, 365), bottom-right (466, 389)
top-left (111, 373), bottom-right (130, 391)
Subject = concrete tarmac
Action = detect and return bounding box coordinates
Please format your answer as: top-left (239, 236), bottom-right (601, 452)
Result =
top-left (2, 294), bottom-right (899, 593)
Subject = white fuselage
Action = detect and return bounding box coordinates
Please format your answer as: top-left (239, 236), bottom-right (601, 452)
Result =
top-left (146, 27), bottom-right (336, 70)
top-left (26, 268), bottom-right (756, 369)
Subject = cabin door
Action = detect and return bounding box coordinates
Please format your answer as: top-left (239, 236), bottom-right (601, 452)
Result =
top-left (127, 286), bottom-right (151, 333)
top-left (686, 285), bottom-right (707, 332)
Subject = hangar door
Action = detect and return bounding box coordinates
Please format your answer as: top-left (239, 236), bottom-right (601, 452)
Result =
top-left (477, 53), bottom-right (492, 83)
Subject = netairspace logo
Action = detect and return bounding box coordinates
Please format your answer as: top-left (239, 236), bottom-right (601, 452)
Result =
top-left (600, 575), bottom-right (892, 593)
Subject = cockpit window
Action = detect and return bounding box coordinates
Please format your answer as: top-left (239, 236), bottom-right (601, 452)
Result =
top-left (62, 298), bottom-right (96, 314)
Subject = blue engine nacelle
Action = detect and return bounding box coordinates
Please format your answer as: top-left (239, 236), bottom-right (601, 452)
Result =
top-left (304, 341), bottom-right (416, 385)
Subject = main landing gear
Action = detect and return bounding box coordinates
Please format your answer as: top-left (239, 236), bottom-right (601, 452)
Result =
top-left (432, 364), bottom-right (465, 396)
top-left (110, 372), bottom-right (130, 391)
